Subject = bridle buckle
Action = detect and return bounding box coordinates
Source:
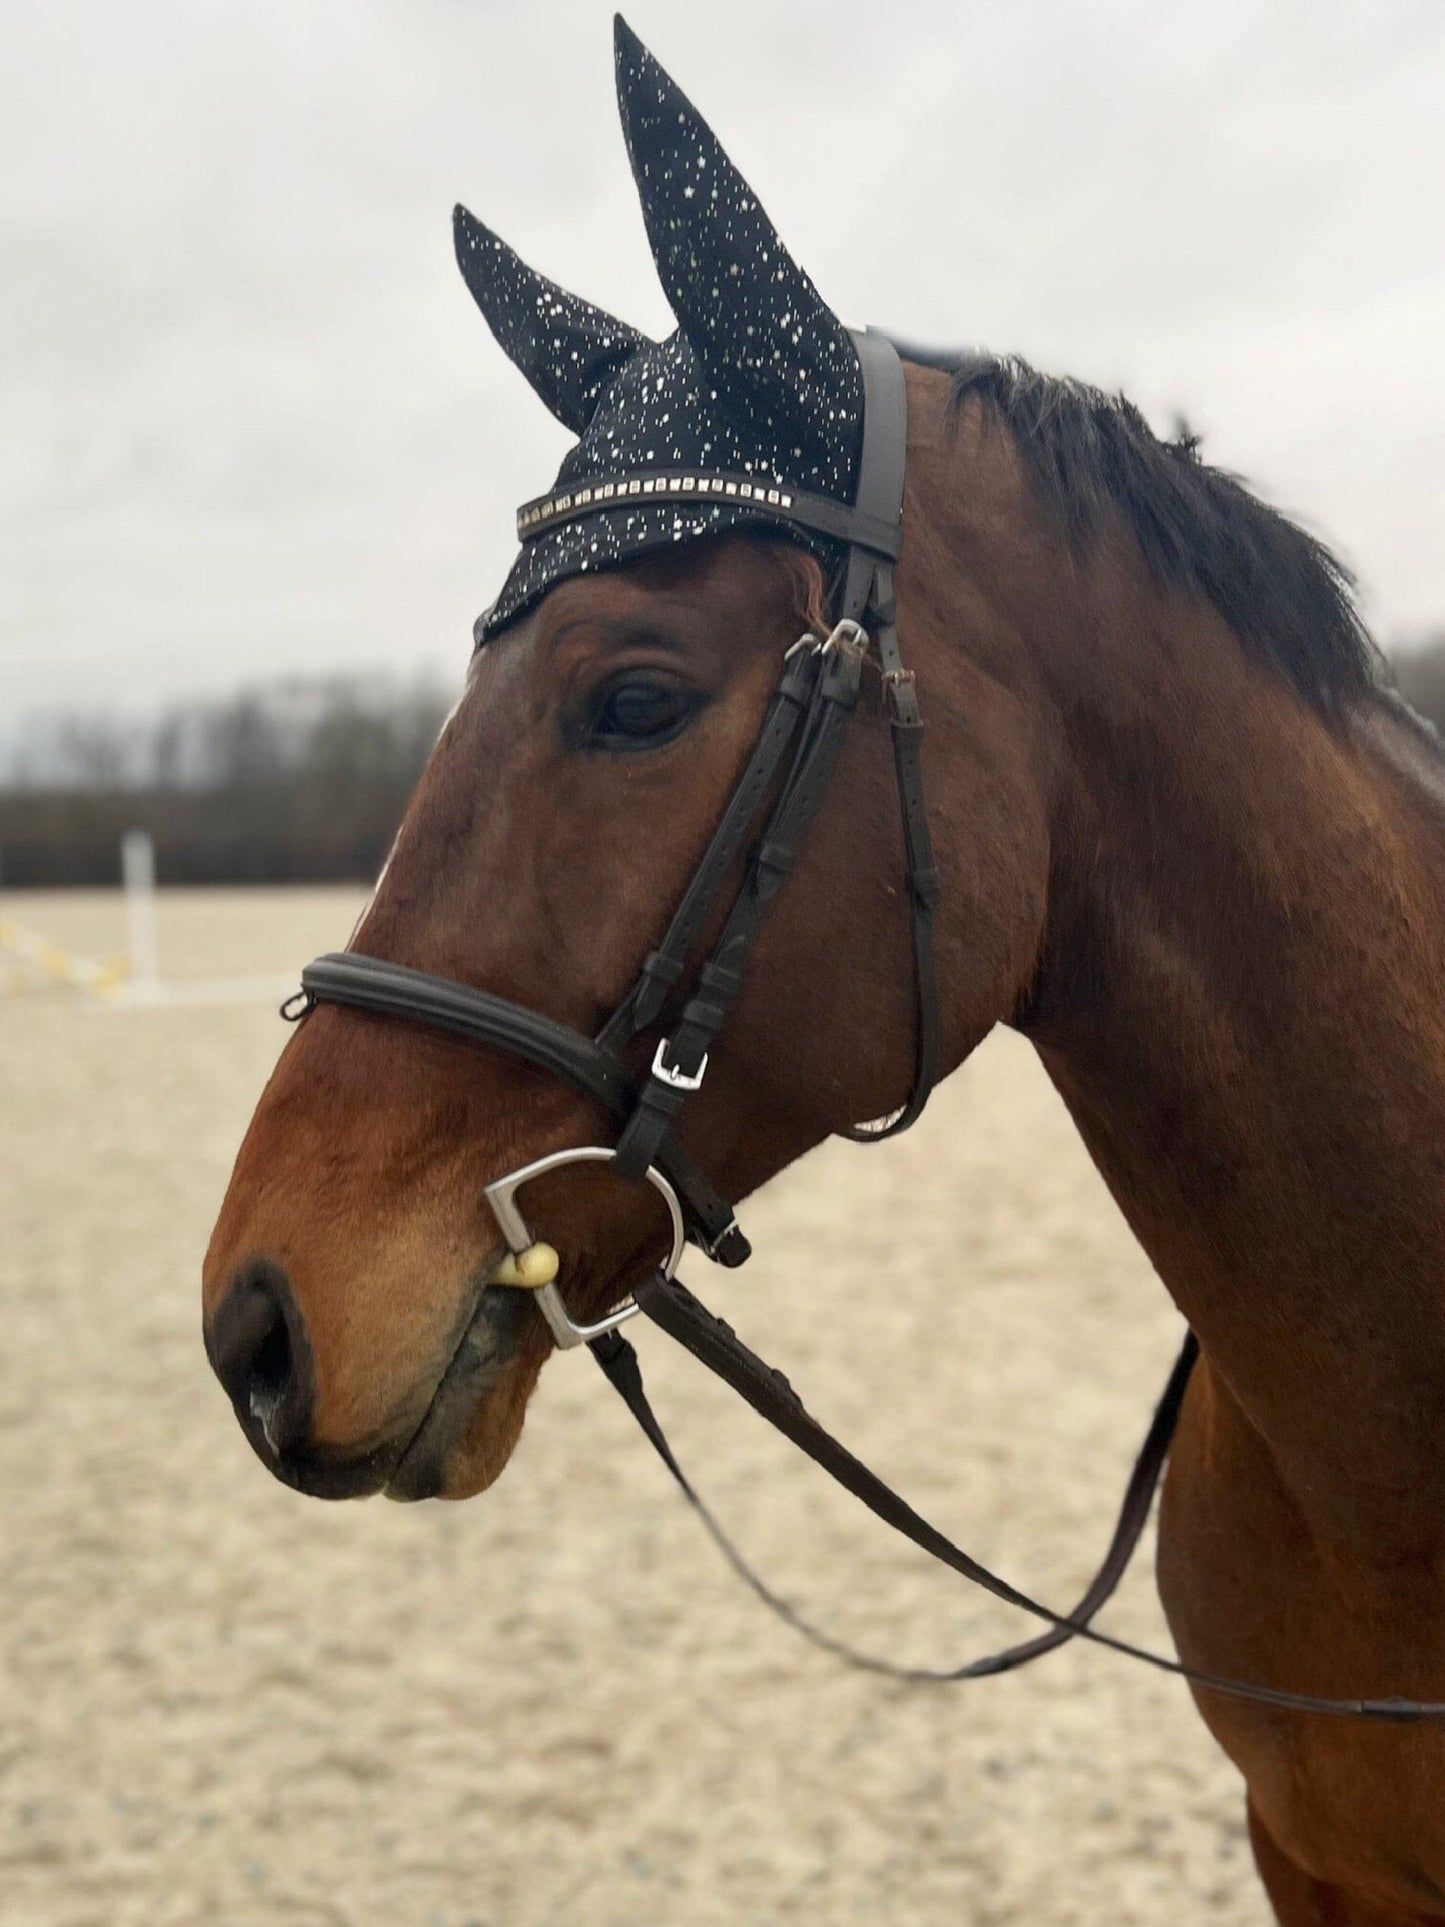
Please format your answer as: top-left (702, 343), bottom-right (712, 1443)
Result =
top-left (651, 1038), bottom-right (708, 1092)
top-left (824, 616), bottom-right (870, 658)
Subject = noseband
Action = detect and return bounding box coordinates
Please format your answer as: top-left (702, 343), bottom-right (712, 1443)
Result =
top-left (288, 331), bottom-right (1442, 1723)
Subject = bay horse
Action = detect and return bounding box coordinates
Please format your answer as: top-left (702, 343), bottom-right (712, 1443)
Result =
top-left (203, 20), bottom-right (1445, 1923)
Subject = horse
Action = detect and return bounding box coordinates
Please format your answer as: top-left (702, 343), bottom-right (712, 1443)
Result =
top-left (202, 21), bottom-right (1445, 1923)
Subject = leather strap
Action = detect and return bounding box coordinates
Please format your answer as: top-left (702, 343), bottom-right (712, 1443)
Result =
top-left (844, 560), bottom-right (939, 1141)
top-left (296, 952), bottom-right (750, 1267)
top-left (591, 1313), bottom-right (1196, 1682)
top-left (611, 632), bottom-right (867, 1182)
top-left (597, 641), bottom-right (822, 1053)
top-left (607, 1274), bottom-right (1442, 1720)
top-left (516, 474), bottom-right (904, 565)
top-left (847, 330), bottom-right (908, 561)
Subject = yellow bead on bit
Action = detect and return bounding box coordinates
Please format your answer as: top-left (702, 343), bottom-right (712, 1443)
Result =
top-left (492, 1242), bottom-right (560, 1288)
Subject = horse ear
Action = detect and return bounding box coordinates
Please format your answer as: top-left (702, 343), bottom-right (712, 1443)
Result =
top-left (612, 17), bottom-right (855, 440)
top-left (453, 206), bottom-right (648, 435)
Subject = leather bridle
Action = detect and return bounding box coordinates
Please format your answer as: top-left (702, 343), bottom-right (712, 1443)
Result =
top-left (287, 329), bottom-right (1444, 1723)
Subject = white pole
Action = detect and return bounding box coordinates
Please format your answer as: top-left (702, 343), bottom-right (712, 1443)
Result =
top-left (121, 829), bottom-right (159, 988)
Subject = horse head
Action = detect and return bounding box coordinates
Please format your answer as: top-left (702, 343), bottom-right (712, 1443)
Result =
top-left (201, 20), bottom-right (1056, 1501)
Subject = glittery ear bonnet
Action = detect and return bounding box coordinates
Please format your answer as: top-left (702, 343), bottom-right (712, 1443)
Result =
top-left (459, 15), bottom-right (865, 643)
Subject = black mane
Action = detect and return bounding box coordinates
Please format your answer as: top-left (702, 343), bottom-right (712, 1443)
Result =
top-left (894, 341), bottom-right (1380, 712)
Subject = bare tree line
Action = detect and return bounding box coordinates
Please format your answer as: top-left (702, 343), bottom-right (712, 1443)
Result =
top-left (0, 676), bottom-right (452, 886)
top-left (2, 641), bottom-right (1443, 887)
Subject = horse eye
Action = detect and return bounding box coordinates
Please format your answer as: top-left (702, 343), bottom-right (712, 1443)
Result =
top-left (590, 678), bottom-right (699, 749)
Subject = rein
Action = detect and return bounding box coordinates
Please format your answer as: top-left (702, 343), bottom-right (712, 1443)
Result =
top-left (289, 330), bottom-right (1445, 1724)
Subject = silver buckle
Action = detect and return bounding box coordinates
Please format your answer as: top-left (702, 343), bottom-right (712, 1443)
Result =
top-left (483, 1145), bottom-right (686, 1350)
top-left (651, 1037), bottom-right (708, 1092)
top-left (824, 617), bottom-right (869, 657)
top-left (699, 1214), bottom-right (742, 1262)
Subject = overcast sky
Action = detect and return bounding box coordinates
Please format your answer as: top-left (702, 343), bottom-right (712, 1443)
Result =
top-left (3, 0), bottom-right (1443, 728)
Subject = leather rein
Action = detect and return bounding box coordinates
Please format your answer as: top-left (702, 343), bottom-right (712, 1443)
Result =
top-left (288, 330), bottom-right (1444, 1723)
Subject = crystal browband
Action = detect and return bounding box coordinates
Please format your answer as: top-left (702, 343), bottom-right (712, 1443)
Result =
top-left (515, 468), bottom-right (902, 560)
top-left (518, 470), bottom-right (797, 536)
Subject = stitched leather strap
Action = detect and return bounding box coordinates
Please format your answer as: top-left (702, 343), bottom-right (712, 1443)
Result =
top-left (605, 1276), bottom-right (1442, 1719)
top-left (297, 952), bottom-right (750, 1267)
top-left (591, 1310), bottom-right (1195, 1681)
top-left (516, 473), bottom-right (905, 564)
top-left (596, 642), bottom-right (823, 1053)
top-left (844, 561), bottom-right (939, 1141)
top-left (611, 634), bottom-right (867, 1182)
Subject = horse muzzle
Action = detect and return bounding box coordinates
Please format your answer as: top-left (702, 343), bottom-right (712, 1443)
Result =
top-left (205, 1256), bottom-right (410, 1499)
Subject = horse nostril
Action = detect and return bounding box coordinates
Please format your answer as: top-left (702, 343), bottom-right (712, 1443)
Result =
top-left (206, 1260), bottom-right (314, 1463)
top-left (247, 1312), bottom-right (293, 1445)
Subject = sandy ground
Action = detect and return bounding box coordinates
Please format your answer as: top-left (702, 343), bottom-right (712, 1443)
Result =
top-left (1, 888), bottom-right (1269, 1926)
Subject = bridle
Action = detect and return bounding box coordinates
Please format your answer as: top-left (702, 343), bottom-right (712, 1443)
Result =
top-left (297, 328), bottom-right (932, 1281)
top-left (287, 329), bottom-right (1444, 1723)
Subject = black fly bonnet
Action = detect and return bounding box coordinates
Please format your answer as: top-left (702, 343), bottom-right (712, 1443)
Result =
top-left (466, 19), bottom-right (869, 642)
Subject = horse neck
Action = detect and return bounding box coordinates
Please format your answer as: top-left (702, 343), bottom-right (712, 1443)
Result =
top-left (1019, 574), bottom-right (1445, 1552)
